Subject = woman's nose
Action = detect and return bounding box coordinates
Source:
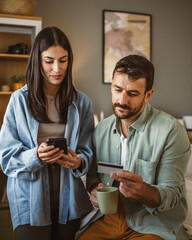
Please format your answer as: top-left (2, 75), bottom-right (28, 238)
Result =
top-left (53, 62), bottom-right (60, 73)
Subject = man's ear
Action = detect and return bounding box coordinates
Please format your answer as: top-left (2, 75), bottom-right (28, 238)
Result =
top-left (145, 88), bottom-right (154, 103)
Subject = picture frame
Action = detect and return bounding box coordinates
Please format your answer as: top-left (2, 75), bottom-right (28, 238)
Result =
top-left (103, 10), bottom-right (152, 84)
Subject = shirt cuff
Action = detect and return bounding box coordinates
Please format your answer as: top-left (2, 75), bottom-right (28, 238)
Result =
top-left (145, 185), bottom-right (166, 215)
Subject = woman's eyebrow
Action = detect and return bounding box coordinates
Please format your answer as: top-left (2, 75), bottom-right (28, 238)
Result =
top-left (43, 55), bottom-right (68, 59)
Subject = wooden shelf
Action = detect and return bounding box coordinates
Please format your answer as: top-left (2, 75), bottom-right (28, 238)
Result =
top-left (0, 16), bottom-right (42, 238)
top-left (0, 14), bottom-right (42, 44)
top-left (0, 203), bottom-right (9, 209)
top-left (0, 91), bottom-right (13, 95)
top-left (0, 13), bottom-right (42, 21)
top-left (0, 53), bottom-right (29, 59)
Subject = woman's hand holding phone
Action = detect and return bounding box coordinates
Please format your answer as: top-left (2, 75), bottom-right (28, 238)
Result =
top-left (37, 138), bottom-right (82, 169)
top-left (37, 142), bottom-right (64, 164)
top-left (56, 147), bottom-right (82, 169)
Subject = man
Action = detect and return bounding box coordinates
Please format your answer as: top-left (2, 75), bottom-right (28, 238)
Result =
top-left (77, 55), bottom-right (191, 240)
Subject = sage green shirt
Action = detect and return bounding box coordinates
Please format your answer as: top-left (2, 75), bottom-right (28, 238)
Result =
top-left (85, 103), bottom-right (191, 240)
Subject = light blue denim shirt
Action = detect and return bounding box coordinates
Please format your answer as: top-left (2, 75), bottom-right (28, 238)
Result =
top-left (78, 103), bottom-right (191, 240)
top-left (0, 85), bottom-right (94, 230)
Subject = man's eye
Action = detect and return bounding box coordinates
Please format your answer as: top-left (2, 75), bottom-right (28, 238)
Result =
top-left (115, 89), bottom-right (121, 92)
top-left (128, 92), bottom-right (139, 97)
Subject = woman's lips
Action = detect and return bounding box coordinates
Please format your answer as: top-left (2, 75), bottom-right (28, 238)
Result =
top-left (51, 75), bottom-right (62, 79)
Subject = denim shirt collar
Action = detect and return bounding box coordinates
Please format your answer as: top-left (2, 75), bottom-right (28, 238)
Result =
top-left (21, 84), bottom-right (79, 107)
top-left (21, 84), bottom-right (79, 147)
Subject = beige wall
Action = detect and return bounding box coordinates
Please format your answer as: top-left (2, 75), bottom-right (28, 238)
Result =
top-left (35, 0), bottom-right (192, 118)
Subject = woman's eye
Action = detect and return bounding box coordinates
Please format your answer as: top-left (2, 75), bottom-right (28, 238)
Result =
top-left (60, 60), bottom-right (67, 63)
top-left (45, 61), bottom-right (53, 64)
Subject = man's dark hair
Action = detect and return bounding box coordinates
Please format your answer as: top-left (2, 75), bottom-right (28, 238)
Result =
top-left (112, 55), bottom-right (154, 92)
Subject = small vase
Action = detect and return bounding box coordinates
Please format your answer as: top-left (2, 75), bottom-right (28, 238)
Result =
top-left (13, 83), bottom-right (24, 91)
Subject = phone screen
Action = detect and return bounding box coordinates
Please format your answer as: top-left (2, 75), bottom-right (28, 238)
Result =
top-left (46, 138), bottom-right (67, 154)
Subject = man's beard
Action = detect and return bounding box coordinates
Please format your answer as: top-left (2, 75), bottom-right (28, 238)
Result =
top-left (112, 102), bottom-right (144, 120)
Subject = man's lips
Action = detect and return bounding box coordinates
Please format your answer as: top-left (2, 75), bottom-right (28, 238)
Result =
top-left (114, 103), bottom-right (131, 111)
top-left (116, 106), bottom-right (127, 111)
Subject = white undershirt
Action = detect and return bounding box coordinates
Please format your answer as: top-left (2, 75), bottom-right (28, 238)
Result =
top-left (120, 133), bottom-right (127, 169)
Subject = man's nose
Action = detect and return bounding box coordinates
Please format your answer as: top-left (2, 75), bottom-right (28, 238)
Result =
top-left (119, 91), bottom-right (128, 104)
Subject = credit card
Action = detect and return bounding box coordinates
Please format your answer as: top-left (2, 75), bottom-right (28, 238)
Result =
top-left (98, 162), bottom-right (123, 174)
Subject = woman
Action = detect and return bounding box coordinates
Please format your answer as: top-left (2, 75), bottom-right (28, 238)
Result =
top-left (0, 26), bottom-right (94, 240)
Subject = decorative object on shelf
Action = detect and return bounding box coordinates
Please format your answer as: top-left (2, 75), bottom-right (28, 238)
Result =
top-left (1, 85), bottom-right (10, 92)
top-left (100, 110), bottom-right (104, 121)
top-left (11, 74), bottom-right (25, 91)
top-left (7, 43), bottom-right (29, 55)
top-left (0, 0), bottom-right (36, 16)
top-left (94, 114), bottom-right (99, 127)
top-left (103, 10), bottom-right (152, 84)
top-left (177, 118), bottom-right (185, 126)
top-left (183, 116), bottom-right (192, 130)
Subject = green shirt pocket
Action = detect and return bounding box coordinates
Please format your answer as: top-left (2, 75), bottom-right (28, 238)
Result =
top-left (135, 159), bottom-right (157, 184)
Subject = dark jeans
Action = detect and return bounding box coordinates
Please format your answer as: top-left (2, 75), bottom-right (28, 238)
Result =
top-left (14, 219), bottom-right (81, 240)
top-left (14, 163), bottom-right (80, 240)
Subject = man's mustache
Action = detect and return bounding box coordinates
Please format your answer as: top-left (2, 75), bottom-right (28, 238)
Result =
top-left (113, 103), bottom-right (131, 110)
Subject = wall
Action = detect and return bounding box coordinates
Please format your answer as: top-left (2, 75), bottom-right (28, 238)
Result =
top-left (35, 0), bottom-right (192, 118)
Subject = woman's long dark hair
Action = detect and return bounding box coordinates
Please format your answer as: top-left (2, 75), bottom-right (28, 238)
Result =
top-left (26, 26), bottom-right (76, 123)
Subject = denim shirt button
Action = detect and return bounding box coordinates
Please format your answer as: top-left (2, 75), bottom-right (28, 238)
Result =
top-left (107, 182), bottom-right (110, 186)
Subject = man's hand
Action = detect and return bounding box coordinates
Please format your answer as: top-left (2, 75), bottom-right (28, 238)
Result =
top-left (111, 171), bottom-right (161, 208)
top-left (89, 183), bottom-right (106, 207)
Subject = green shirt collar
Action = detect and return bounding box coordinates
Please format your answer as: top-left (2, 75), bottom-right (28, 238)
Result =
top-left (131, 103), bottom-right (151, 132)
top-left (113, 103), bottom-right (151, 134)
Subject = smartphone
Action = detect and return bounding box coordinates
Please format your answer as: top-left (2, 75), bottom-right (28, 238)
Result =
top-left (46, 138), bottom-right (68, 154)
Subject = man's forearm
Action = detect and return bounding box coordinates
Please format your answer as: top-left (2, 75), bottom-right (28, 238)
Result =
top-left (140, 182), bottom-right (161, 208)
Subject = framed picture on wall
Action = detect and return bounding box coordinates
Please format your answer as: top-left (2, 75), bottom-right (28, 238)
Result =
top-left (103, 10), bottom-right (152, 84)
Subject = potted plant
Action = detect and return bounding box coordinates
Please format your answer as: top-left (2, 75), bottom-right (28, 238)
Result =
top-left (11, 74), bottom-right (25, 91)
